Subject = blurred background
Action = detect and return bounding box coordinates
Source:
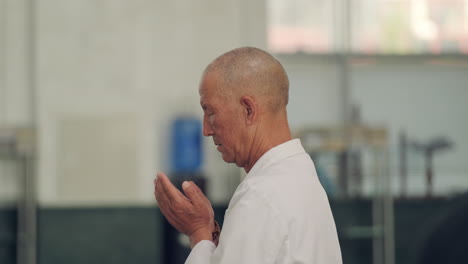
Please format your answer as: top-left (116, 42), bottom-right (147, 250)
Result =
top-left (0, 0), bottom-right (467, 263)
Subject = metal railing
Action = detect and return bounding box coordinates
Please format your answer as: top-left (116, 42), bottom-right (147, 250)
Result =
top-left (0, 127), bottom-right (36, 264)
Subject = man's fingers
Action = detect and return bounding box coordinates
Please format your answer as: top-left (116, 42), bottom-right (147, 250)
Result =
top-left (156, 172), bottom-right (189, 203)
top-left (182, 181), bottom-right (209, 205)
top-left (153, 174), bottom-right (214, 237)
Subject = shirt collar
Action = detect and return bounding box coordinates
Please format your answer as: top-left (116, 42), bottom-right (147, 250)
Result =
top-left (245, 138), bottom-right (305, 179)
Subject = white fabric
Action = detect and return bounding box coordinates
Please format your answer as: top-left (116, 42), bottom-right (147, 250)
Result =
top-left (186, 139), bottom-right (342, 264)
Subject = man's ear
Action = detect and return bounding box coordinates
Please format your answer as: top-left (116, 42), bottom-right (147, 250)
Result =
top-left (240, 96), bottom-right (257, 125)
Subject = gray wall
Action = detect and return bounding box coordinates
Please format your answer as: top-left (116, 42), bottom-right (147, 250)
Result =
top-left (0, 0), bottom-right (266, 207)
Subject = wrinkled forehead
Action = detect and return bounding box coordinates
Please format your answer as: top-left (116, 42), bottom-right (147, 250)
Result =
top-left (199, 72), bottom-right (214, 97)
top-left (199, 70), bottom-right (231, 100)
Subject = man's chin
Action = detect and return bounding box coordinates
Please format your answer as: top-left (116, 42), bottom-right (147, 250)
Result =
top-left (221, 155), bottom-right (233, 163)
top-left (221, 155), bottom-right (245, 168)
top-left (221, 154), bottom-right (235, 164)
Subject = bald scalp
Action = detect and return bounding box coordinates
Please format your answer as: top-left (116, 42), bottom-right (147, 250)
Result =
top-left (203, 47), bottom-right (289, 113)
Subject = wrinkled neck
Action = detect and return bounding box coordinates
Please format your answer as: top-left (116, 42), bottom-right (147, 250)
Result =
top-left (243, 112), bottom-right (291, 173)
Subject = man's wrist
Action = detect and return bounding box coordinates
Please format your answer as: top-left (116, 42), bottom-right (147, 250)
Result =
top-left (212, 220), bottom-right (221, 246)
top-left (189, 227), bottom-right (213, 248)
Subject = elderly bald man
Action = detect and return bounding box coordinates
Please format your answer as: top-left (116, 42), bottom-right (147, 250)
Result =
top-left (154, 47), bottom-right (342, 264)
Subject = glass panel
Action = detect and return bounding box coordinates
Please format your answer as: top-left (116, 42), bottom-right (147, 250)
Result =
top-left (268, 0), bottom-right (335, 53)
top-left (352, 0), bottom-right (468, 54)
top-left (349, 57), bottom-right (468, 263)
top-left (350, 59), bottom-right (468, 197)
top-left (268, 0), bottom-right (468, 54)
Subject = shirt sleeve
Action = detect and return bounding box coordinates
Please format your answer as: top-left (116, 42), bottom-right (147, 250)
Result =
top-left (185, 240), bottom-right (216, 264)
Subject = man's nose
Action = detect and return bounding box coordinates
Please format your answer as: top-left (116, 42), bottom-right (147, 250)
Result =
top-left (203, 118), bottom-right (213, 137)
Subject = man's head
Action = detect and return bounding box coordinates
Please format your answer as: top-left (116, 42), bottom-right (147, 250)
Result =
top-left (199, 47), bottom-right (290, 170)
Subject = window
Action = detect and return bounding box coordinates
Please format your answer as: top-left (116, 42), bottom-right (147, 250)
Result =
top-left (268, 0), bottom-right (468, 54)
top-left (268, 0), bottom-right (335, 53)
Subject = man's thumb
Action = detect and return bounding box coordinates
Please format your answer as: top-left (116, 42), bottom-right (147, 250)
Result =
top-left (182, 181), bottom-right (203, 202)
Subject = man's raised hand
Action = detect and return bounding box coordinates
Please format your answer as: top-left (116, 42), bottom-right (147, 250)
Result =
top-left (154, 172), bottom-right (215, 248)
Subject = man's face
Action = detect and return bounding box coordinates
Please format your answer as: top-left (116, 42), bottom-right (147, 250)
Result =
top-left (199, 73), bottom-right (247, 167)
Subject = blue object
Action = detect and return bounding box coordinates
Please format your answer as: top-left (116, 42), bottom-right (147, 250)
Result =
top-left (171, 117), bottom-right (203, 173)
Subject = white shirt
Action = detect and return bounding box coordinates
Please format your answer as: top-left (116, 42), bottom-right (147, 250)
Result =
top-left (186, 139), bottom-right (342, 264)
